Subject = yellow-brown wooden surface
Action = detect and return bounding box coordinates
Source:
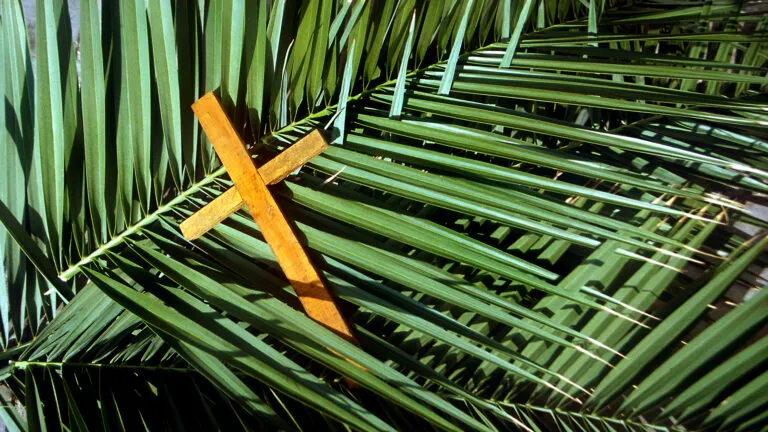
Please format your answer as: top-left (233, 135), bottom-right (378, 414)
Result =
top-left (180, 130), bottom-right (327, 240)
top-left (191, 92), bottom-right (357, 345)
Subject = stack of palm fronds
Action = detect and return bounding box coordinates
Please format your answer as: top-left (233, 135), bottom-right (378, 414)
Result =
top-left (1, 0), bottom-right (767, 430)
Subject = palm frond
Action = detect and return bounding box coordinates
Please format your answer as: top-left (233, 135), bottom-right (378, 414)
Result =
top-left (1, 0), bottom-right (767, 430)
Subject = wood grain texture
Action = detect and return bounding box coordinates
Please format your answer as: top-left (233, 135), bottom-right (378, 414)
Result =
top-left (180, 130), bottom-right (327, 240)
top-left (191, 92), bottom-right (357, 345)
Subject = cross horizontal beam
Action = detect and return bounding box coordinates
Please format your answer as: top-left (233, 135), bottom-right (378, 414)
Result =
top-left (179, 130), bottom-right (327, 241)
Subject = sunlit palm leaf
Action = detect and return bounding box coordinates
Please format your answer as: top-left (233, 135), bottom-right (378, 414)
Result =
top-left (1, 0), bottom-right (767, 430)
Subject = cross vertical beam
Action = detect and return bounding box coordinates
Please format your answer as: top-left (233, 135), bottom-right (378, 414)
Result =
top-left (190, 92), bottom-right (356, 346)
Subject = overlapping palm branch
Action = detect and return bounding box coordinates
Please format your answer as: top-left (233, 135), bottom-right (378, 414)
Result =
top-left (0, 0), bottom-right (767, 430)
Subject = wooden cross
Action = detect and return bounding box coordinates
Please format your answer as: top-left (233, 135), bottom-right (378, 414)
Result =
top-left (180, 92), bottom-right (357, 346)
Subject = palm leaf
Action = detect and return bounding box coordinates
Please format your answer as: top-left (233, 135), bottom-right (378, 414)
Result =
top-left (1, 0), bottom-right (767, 430)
